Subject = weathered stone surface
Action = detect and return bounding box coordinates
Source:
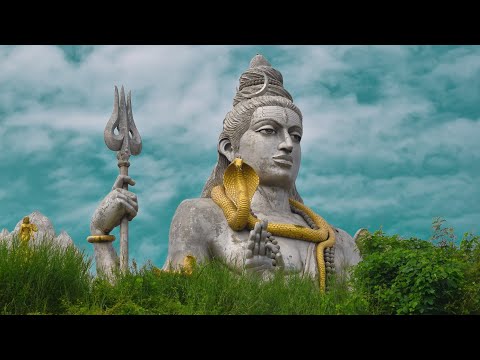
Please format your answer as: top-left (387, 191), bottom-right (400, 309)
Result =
top-left (11, 211), bottom-right (76, 249)
top-left (333, 227), bottom-right (361, 275)
top-left (55, 231), bottom-right (75, 249)
top-left (0, 228), bottom-right (11, 243)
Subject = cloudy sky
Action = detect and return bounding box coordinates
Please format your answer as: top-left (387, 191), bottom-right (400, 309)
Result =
top-left (1, 45), bottom-right (479, 267)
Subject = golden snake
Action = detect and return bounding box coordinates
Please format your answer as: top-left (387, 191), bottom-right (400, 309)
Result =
top-left (211, 158), bottom-right (336, 292)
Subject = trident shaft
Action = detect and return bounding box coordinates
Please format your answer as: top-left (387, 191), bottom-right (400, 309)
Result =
top-left (104, 86), bottom-right (142, 273)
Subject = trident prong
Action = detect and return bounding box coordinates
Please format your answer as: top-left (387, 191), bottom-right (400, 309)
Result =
top-left (104, 85), bottom-right (142, 273)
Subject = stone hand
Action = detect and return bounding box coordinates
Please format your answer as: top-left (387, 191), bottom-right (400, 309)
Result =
top-left (90, 175), bottom-right (139, 235)
top-left (245, 220), bottom-right (284, 273)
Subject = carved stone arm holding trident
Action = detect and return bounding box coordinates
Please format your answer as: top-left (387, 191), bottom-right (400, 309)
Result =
top-left (88, 86), bottom-right (142, 277)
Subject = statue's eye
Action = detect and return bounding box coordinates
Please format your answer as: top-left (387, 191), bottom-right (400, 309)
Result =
top-left (291, 134), bottom-right (302, 142)
top-left (259, 128), bottom-right (276, 135)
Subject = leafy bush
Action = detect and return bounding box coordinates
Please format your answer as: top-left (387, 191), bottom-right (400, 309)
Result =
top-left (446, 232), bottom-right (480, 313)
top-left (352, 219), bottom-right (480, 314)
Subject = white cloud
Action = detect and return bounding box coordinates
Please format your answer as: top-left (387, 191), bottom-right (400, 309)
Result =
top-left (55, 201), bottom-right (99, 225)
top-left (4, 127), bottom-right (54, 154)
top-left (0, 177), bottom-right (29, 201)
top-left (431, 52), bottom-right (480, 79)
top-left (278, 46), bottom-right (350, 87)
top-left (0, 45), bottom-right (236, 158)
top-left (297, 170), bottom-right (480, 240)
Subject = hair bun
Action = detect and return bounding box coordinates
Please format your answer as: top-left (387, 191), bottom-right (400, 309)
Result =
top-left (249, 54), bottom-right (271, 68)
top-left (233, 54), bottom-right (292, 106)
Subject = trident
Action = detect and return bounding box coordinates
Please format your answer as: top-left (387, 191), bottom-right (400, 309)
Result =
top-left (104, 86), bottom-right (142, 273)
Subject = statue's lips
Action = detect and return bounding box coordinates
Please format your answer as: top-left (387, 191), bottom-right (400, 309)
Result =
top-left (272, 154), bottom-right (293, 167)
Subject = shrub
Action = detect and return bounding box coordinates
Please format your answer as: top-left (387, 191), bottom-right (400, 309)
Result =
top-left (352, 220), bottom-right (480, 314)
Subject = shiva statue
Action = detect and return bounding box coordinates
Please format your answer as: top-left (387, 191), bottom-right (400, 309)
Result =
top-left (89, 54), bottom-right (362, 291)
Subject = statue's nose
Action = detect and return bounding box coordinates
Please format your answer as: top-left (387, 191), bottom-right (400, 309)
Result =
top-left (278, 131), bottom-right (293, 153)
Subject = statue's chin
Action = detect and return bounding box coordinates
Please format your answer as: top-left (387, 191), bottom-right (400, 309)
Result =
top-left (258, 173), bottom-right (296, 189)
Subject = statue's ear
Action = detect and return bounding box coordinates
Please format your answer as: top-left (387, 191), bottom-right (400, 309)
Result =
top-left (218, 138), bottom-right (234, 162)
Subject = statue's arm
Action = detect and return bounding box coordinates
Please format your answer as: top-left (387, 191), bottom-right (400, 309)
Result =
top-left (89, 175), bottom-right (138, 276)
top-left (90, 222), bottom-right (120, 276)
top-left (162, 199), bottom-right (213, 271)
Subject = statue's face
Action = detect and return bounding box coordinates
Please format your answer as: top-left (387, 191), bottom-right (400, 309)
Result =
top-left (237, 106), bottom-right (302, 189)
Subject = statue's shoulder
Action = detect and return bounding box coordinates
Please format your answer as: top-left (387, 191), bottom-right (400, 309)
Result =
top-left (173, 198), bottom-right (224, 219)
top-left (166, 198), bottom-right (225, 269)
top-left (171, 198), bottom-right (226, 236)
top-left (332, 226), bottom-right (353, 241)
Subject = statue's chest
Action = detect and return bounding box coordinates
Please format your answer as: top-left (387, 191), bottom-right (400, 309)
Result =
top-left (215, 213), bottom-right (315, 274)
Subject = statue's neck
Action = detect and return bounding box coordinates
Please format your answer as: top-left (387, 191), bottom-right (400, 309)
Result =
top-left (250, 185), bottom-right (291, 215)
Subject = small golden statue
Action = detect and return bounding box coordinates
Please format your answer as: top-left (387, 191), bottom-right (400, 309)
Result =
top-left (182, 255), bottom-right (197, 275)
top-left (152, 255), bottom-right (197, 276)
top-left (20, 216), bottom-right (38, 243)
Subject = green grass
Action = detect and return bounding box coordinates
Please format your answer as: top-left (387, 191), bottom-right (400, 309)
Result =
top-left (66, 261), bottom-right (369, 315)
top-left (0, 234), bottom-right (92, 314)
top-left (1, 219), bottom-right (478, 315)
top-left (0, 234), bottom-right (367, 315)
